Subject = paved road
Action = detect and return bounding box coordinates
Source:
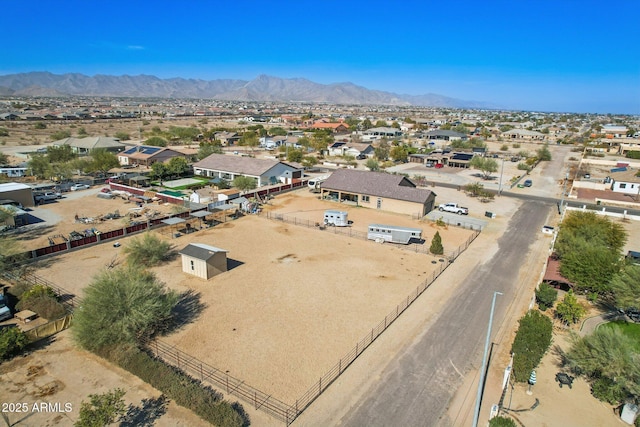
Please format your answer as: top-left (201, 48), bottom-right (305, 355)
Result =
top-left (341, 200), bottom-right (551, 427)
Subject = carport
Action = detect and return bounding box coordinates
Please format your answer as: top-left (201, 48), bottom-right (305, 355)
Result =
top-left (161, 217), bottom-right (186, 238)
top-left (190, 210), bottom-right (213, 229)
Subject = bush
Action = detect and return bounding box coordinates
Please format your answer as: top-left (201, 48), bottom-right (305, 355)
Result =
top-left (7, 282), bottom-right (33, 298)
top-left (123, 233), bottom-right (173, 267)
top-left (535, 283), bottom-right (558, 310)
top-left (555, 290), bottom-right (586, 324)
top-left (625, 151), bottom-right (640, 159)
top-left (112, 345), bottom-right (247, 427)
top-left (511, 310), bottom-right (553, 382)
top-left (591, 377), bottom-right (626, 405)
top-left (430, 231), bottom-right (443, 255)
top-left (16, 296), bottom-right (67, 320)
top-left (20, 284), bottom-right (57, 302)
top-left (489, 416), bottom-right (517, 427)
top-left (0, 327), bottom-right (28, 360)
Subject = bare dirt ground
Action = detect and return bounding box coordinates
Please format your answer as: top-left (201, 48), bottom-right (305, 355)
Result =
top-left (28, 188), bottom-right (475, 405)
top-left (0, 330), bottom-right (211, 427)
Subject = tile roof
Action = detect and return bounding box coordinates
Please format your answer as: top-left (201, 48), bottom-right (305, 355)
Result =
top-left (321, 169), bottom-right (434, 204)
top-left (194, 154), bottom-right (283, 176)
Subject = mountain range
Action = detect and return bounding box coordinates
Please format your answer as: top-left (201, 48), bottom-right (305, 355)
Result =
top-left (0, 72), bottom-right (494, 109)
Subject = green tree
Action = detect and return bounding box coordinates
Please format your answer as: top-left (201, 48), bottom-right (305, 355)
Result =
top-left (555, 290), bottom-right (586, 324)
top-left (77, 127), bottom-right (88, 136)
top-left (197, 141), bottom-right (223, 159)
top-left (73, 265), bottom-right (178, 351)
top-left (150, 162), bottom-right (169, 181)
top-left (269, 126), bottom-right (287, 136)
top-left (123, 232), bottom-right (173, 268)
top-left (361, 118), bottom-right (373, 130)
top-left (511, 310), bottom-right (553, 382)
top-left (489, 416), bottom-right (517, 427)
top-left (167, 157), bottom-right (189, 178)
top-left (287, 149), bottom-right (304, 163)
top-left (430, 231), bottom-right (444, 255)
top-left (114, 131), bottom-right (130, 141)
top-left (34, 122), bottom-right (47, 130)
top-left (375, 120), bottom-right (388, 128)
top-left (145, 136), bottom-right (168, 147)
top-left (365, 159), bottom-right (380, 171)
top-left (233, 176), bottom-right (257, 192)
top-left (51, 129), bottom-right (72, 140)
top-left (0, 327), bottom-right (28, 360)
top-left (453, 124), bottom-right (469, 135)
top-left (469, 156), bottom-right (498, 180)
top-left (311, 131), bottom-right (333, 153)
top-left (0, 152), bottom-right (8, 165)
top-left (75, 388), bottom-right (126, 427)
top-left (239, 131), bottom-right (259, 151)
top-left (610, 264), bottom-right (640, 310)
top-left (301, 156), bottom-right (318, 168)
top-left (537, 143), bottom-right (552, 161)
top-left (389, 145), bottom-right (408, 162)
top-left (565, 327), bottom-right (640, 405)
top-left (535, 283), bottom-right (558, 311)
top-left (47, 145), bottom-right (77, 162)
top-left (0, 128), bottom-right (9, 137)
top-left (86, 149), bottom-right (120, 176)
top-left (374, 140), bottom-right (390, 161)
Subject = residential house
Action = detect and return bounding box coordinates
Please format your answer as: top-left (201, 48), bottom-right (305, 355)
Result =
top-left (193, 154), bottom-right (302, 187)
top-left (361, 127), bottom-right (403, 142)
top-left (610, 168), bottom-right (640, 199)
top-left (602, 124), bottom-right (628, 138)
top-left (328, 142), bottom-right (374, 158)
top-left (214, 131), bottom-right (240, 146)
top-left (309, 121), bottom-right (350, 134)
top-left (320, 169), bottom-right (436, 217)
top-left (423, 129), bottom-right (467, 142)
top-left (52, 136), bottom-right (128, 155)
top-left (501, 129), bottom-right (546, 140)
top-left (117, 145), bottom-right (187, 167)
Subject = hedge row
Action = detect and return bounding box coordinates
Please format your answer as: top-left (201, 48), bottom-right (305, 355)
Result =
top-left (109, 345), bottom-right (249, 427)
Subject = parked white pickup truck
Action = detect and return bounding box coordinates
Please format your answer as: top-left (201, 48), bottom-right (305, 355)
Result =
top-left (438, 202), bottom-right (469, 215)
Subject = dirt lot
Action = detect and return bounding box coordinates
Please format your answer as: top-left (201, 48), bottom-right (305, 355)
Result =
top-left (26, 188), bottom-right (474, 404)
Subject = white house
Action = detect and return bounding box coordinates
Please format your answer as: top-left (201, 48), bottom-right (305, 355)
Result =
top-left (193, 154), bottom-right (302, 186)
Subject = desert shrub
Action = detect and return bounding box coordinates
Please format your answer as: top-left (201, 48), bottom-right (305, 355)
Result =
top-left (535, 283), bottom-right (558, 311)
top-left (20, 284), bottom-right (57, 302)
top-left (113, 345), bottom-right (247, 427)
top-left (555, 290), bottom-right (587, 324)
top-left (489, 416), bottom-right (517, 427)
top-left (123, 233), bottom-right (172, 267)
top-left (591, 377), bottom-right (627, 405)
top-left (511, 310), bottom-right (553, 382)
top-left (0, 327), bottom-right (28, 360)
top-left (73, 266), bottom-right (178, 351)
top-left (16, 296), bottom-right (67, 320)
top-left (625, 151), bottom-right (640, 159)
top-left (6, 282), bottom-right (33, 298)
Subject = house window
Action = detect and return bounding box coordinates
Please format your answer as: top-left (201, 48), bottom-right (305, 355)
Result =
top-left (362, 195), bottom-right (370, 202)
top-left (377, 198), bottom-right (382, 209)
top-left (620, 183), bottom-right (627, 189)
top-left (190, 260), bottom-right (194, 271)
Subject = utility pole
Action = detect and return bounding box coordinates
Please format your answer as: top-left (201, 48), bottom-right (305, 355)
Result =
top-left (498, 157), bottom-right (505, 195)
top-left (472, 291), bottom-right (503, 427)
top-left (559, 172), bottom-right (569, 215)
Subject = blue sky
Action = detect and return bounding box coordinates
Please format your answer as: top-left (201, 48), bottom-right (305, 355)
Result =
top-left (2, 0), bottom-right (639, 114)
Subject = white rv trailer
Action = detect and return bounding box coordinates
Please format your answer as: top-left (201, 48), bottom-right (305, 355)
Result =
top-left (308, 175), bottom-right (329, 192)
top-left (367, 224), bottom-right (423, 245)
top-left (324, 210), bottom-right (349, 227)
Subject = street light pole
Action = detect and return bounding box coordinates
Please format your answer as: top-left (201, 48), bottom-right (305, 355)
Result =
top-left (498, 157), bottom-right (505, 195)
top-left (472, 291), bottom-right (503, 427)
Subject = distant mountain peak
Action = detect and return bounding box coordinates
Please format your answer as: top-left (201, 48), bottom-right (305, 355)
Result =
top-left (0, 71), bottom-right (496, 108)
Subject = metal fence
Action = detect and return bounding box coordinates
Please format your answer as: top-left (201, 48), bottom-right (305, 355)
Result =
top-left (1, 270), bottom-right (79, 312)
top-left (263, 211), bottom-right (480, 261)
top-left (145, 338), bottom-right (298, 424)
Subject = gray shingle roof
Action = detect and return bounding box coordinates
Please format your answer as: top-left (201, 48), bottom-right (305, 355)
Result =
top-left (194, 154), bottom-right (281, 176)
top-left (321, 169), bottom-right (434, 204)
top-left (179, 243), bottom-right (227, 261)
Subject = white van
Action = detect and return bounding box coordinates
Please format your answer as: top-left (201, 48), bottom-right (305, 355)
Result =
top-left (0, 293), bottom-right (12, 322)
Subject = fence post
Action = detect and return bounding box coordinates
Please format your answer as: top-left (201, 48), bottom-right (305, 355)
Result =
top-left (319, 377), bottom-right (322, 394)
top-left (384, 315), bottom-right (387, 329)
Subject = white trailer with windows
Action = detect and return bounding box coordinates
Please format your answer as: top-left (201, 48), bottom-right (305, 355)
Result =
top-left (367, 224), bottom-right (423, 244)
top-left (308, 175), bottom-right (329, 192)
top-left (324, 210), bottom-right (349, 227)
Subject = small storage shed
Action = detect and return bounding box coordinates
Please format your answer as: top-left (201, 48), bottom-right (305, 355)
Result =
top-left (179, 243), bottom-right (228, 280)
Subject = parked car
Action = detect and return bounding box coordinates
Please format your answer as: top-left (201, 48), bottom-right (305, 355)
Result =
top-left (434, 163), bottom-right (444, 169)
top-left (524, 179), bottom-right (533, 187)
top-left (34, 191), bottom-right (62, 203)
top-left (70, 183), bottom-right (90, 191)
